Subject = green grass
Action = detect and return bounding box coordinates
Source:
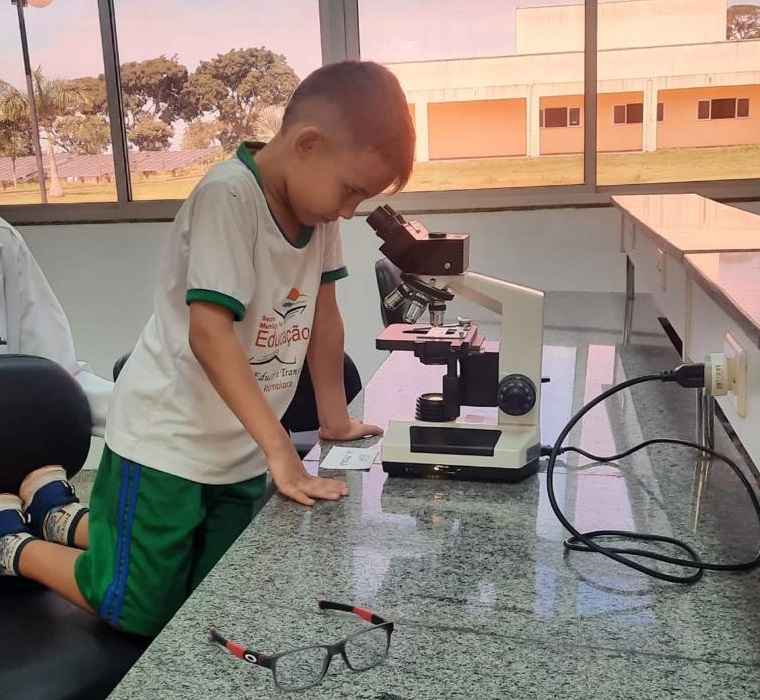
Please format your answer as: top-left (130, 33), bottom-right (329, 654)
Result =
top-left (1, 145), bottom-right (758, 206)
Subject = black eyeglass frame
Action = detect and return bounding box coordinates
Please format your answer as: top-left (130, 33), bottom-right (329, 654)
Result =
top-left (208, 599), bottom-right (394, 691)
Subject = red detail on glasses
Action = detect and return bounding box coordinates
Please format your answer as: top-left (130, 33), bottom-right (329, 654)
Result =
top-left (225, 641), bottom-right (246, 659)
top-left (351, 606), bottom-right (373, 622)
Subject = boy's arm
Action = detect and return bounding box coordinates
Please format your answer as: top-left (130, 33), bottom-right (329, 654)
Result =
top-left (307, 282), bottom-right (383, 441)
top-left (189, 301), bottom-right (348, 506)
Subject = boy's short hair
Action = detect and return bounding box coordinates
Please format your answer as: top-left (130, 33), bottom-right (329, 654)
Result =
top-left (282, 61), bottom-right (415, 193)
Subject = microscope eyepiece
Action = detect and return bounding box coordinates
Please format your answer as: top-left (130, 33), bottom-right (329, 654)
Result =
top-left (366, 205), bottom-right (405, 238)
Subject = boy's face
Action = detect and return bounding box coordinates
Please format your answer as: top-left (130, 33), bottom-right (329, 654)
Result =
top-left (286, 128), bottom-right (398, 227)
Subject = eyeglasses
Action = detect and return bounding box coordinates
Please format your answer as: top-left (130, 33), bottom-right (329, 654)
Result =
top-left (208, 599), bottom-right (394, 692)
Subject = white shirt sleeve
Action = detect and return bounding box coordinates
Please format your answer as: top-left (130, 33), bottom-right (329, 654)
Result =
top-left (185, 177), bottom-right (257, 321)
top-left (320, 222), bottom-right (348, 283)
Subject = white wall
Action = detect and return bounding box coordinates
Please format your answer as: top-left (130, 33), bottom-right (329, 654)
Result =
top-left (19, 205), bottom-right (635, 384)
top-left (18, 201), bottom-right (759, 469)
top-left (20, 201), bottom-right (760, 384)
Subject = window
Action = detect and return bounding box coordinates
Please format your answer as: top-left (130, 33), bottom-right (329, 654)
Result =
top-left (358, 0), bottom-right (585, 190)
top-left (613, 103), bottom-right (643, 124)
top-left (597, 0), bottom-right (759, 186)
top-left (698, 97), bottom-right (751, 120)
top-left (2, 1), bottom-right (758, 219)
top-left (113, 0), bottom-right (322, 201)
top-left (0, 1), bottom-right (116, 206)
top-left (540, 107), bottom-right (582, 128)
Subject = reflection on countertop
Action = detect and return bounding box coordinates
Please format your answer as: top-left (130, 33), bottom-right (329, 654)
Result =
top-left (107, 292), bottom-right (760, 700)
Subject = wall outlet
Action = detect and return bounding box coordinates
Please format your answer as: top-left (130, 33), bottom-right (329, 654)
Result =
top-left (656, 248), bottom-right (666, 291)
top-left (723, 332), bottom-right (748, 418)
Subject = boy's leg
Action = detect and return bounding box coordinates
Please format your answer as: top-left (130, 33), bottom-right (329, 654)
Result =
top-left (188, 474), bottom-right (267, 591)
top-left (20, 465), bottom-right (90, 549)
top-left (0, 494), bottom-right (91, 609)
top-left (75, 446), bottom-right (208, 636)
top-left (18, 540), bottom-right (93, 612)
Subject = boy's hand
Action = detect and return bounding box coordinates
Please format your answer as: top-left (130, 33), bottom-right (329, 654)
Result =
top-left (270, 451), bottom-right (348, 507)
top-left (319, 419), bottom-right (383, 442)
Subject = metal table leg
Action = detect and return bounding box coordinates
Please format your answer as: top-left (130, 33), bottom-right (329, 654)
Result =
top-left (623, 255), bottom-right (635, 344)
top-left (695, 388), bottom-right (715, 452)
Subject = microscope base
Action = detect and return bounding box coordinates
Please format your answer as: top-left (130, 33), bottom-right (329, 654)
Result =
top-left (381, 419), bottom-right (540, 482)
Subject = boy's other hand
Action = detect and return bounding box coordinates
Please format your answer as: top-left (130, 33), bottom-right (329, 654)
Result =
top-left (270, 452), bottom-right (348, 507)
top-left (318, 419), bottom-right (383, 442)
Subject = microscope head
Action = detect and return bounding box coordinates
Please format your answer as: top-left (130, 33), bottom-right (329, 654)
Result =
top-left (366, 205), bottom-right (469, 276)
top-left (367, 205), bottom-right (467, 324)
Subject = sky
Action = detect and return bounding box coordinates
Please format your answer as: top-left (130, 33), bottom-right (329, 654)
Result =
top-left (0, 0), bottom-right (749, 90)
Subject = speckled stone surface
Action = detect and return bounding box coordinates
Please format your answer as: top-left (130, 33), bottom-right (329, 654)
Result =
top-left (107, 292), bottom-right (760, 700)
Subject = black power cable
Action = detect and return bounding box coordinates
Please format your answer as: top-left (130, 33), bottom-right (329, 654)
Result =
top-left (544, 365), bottom-right (760, 583)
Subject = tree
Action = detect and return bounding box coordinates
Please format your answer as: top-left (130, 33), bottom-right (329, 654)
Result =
top-left (0, 68), bottom-right (82, 197)
top-left (182, 120), bottom-right (218, 149)
top-left (253, 104), bottom-right (284, 142)
top-left (68, 75), bottom-right (108, 115)
top-left (129, 117), bottom-right (173, 151)
top-left (181, 47), bottom-right (299, 150)
top-left (56, 114), bottom-right (110, 155)
top-left (120, 55), bottom-right (188, 131)
top-left (727, 4), bottom-right (760, 40)
top-left (0, 107), bottom-right (33, 188)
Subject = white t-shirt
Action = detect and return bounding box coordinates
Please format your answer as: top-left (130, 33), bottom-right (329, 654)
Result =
top-left (105, 144), bottom-right (347, 484)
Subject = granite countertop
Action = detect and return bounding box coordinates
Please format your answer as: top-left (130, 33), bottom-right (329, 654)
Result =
top-left (107, 293), bottom-right (760, 700)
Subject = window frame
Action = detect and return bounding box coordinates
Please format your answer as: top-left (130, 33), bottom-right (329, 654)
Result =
top-left (612, 102), bottom-right (643, 125)
top-left (2, 0), bottom-right (758, 225)
top-left (697, 97), bottom-right (752, 121)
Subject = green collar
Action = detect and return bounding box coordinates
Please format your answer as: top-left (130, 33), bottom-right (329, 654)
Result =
top-left (236, 142), bottom-right (313, 249)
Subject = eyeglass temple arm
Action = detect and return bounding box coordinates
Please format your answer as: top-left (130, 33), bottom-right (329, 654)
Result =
top-left (317, 599), bottom-right (389, 626)
top-left (208, 627), bottom-right (274, 669)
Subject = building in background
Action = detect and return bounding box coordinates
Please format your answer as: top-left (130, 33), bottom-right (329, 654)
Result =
top-left (388, 0), bottom-right (760, 161)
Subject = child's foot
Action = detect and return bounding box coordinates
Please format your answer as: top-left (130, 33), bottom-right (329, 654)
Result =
top-left (20, 466), bottom-right (89, 547)
top-left (0, 494), bottom-right (38, 576)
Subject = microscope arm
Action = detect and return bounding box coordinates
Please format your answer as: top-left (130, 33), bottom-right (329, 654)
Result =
top-left (436, 272), bottom-right (545, 427)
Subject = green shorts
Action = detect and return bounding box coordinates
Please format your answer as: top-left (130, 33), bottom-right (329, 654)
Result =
top-left (74, 445), bottom-right (267, 637)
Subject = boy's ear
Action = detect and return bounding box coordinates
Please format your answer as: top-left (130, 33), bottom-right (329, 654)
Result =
top-left (293, 126), bottom-right (325, 157)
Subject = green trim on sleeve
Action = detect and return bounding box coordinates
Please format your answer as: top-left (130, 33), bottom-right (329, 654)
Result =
top-left (321, 266), bottom-right (349, 284)
top-left (186, 289), bottom-right (246, 322)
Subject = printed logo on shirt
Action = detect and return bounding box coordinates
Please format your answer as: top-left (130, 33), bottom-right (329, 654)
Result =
top-left (249, 286), bottom-right (313, 394)
top-left (274, 287), bottom-right (308, 320)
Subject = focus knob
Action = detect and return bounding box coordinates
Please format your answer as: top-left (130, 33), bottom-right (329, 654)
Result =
top-left (497, 374), bottom-right (537, 416)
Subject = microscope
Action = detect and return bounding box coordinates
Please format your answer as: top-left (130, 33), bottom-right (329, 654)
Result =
top-left (367, 205), bottom-right (544, 482)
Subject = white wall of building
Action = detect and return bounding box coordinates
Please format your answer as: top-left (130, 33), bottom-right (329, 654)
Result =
top-left (516, 0), bottom-right (726, 54)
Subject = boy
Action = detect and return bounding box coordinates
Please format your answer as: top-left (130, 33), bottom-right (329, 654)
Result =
top-left (0, 60), bottom-right (415, 637)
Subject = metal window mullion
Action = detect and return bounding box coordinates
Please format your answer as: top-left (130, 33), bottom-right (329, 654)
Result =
top-left (319, 0), bottom-right (345, 64)
top-left (584, 0), bottom-right (598, 191)
top-left (97, 0), bottom-right (131, 203)
top-left (343, 0), bottom-right (360, 60)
